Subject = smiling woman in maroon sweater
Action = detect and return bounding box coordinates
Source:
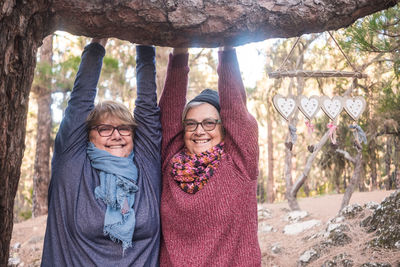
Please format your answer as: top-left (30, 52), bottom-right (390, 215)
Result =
top-left (159, 47), bottom-right (261, 267)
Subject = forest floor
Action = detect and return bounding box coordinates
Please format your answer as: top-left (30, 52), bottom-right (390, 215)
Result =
top-left (9, 189), bottom-right (399, 266)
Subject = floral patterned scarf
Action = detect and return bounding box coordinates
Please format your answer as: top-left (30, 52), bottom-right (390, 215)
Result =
top-left (171, 142), bottom-right (225, 194)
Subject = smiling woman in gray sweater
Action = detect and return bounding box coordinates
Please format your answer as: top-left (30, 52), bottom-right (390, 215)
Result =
top-left (41, 39), bottom-right (161, 266)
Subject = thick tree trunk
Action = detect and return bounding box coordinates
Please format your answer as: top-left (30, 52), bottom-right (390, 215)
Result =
top-left (266, 105), bottom-right (275, 203)
top-left (0, 1), bottom-right (49, 264)
top-left (32, 35), bottom-right (53, 217)
top-left (50, 0), bottom-right (398, 47)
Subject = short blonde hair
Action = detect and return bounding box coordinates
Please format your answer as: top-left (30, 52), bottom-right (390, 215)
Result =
top-left (86, 100), bottom-right (137, 132)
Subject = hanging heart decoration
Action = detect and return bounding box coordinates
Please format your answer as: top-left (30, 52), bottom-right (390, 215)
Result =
top-left (273, 94), bottom-right (297, 121)
top-left (320, 96), bottom-right (343, 120)
top-left (343, 96), bottom-right (366, 120)
top-left (298, 95), bottom-right (320, 120)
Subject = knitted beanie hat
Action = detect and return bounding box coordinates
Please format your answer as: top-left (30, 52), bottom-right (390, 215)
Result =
top-left (188, 89), bottom-right (220, 112)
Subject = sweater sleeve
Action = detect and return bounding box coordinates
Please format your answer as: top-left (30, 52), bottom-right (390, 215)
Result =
top-left (159, 53), bottom-right (190, 171)
top-left (55, 43), bottom-right (105, 154)
top-left (218, 49), bottom-right (259, 181)
top-left (133, 46), bottom-right (161, 162)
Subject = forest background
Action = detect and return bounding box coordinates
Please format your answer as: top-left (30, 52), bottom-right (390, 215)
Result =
top-left (14, 4), bottom-right (400, 221)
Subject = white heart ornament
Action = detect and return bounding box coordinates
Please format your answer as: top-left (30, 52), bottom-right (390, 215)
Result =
top-left (320, 96), bottom-right (343, 120)
top-left (273, 94), bottom-right (297, 121)
top-left (298, 95), bottom-right (320, 120)
top-left (343, 96), bottom-right (366, 120)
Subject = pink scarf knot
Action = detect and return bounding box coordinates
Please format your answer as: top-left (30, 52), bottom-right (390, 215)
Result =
top-left (171, 142), bottom-right (225, 194)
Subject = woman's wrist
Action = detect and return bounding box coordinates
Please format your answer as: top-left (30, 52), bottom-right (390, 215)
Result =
top-left (173, 48), bottom-right (188, 55)
top-left (91, 38), bottom-right (108, 48)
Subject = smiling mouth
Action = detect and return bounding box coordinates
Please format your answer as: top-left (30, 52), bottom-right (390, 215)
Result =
top-left (193, 139), bottom-right (210, 144)
top-left (106, 145), bottom-right (125, 149)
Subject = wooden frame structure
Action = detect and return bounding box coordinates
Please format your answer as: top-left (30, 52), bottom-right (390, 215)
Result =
top-left (268, 32), bottom-right (367, 79)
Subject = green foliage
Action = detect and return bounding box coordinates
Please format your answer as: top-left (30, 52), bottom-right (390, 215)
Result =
top-left (103, 56), bottom-right (119, 72)
top-left (58, 55), bottom-right (81, 72)
top-left (53, 55), bottom-right (81, 92)
top-left (343, 5), bottom-right (399, 50)
top-left (377, 83), bottom-right (400, 124)
top-left (19, 210), bottom-right (32, 220)
top-left (394, 58), bottom-right (400, 78)
top-left (341, 4), bottom-right (400, 75)
top-left (26, 187), bottom-right (33, 205)
top-left (33, 62), bottom-right (52, 86)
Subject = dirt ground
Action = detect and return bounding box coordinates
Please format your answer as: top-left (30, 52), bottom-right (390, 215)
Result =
top-left (9, 190), bottom-right (399, 266)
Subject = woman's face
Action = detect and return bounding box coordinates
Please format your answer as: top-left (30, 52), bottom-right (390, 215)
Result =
top-left (184, 103), bottom-right (223, 154)
top-left (89, 116), bottom-right (134, 157)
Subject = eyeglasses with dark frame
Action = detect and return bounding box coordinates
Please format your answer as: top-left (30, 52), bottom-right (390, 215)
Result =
top-left (91, 124), bottom-right (133, 137)
top-left (183, 119), bottom-right (222, 132)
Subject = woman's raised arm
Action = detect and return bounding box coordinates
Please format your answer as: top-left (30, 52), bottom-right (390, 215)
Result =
top-left (55, 39), bottom-right (106, 153)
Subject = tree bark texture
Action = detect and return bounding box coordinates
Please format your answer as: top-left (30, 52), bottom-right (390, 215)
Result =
top-left (32, 35), bottom-right (53, 217)
top-left (0, 0), bottom-right (50, 264)
top-left (50, 0), bottom-right (399, 47)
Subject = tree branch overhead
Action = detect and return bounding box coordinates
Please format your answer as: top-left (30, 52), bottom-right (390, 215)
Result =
top-left (51, 0), bottom-right (399, 47)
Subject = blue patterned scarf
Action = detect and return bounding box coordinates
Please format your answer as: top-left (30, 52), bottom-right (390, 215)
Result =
top-left (87, 142), bottom-right (139, 252)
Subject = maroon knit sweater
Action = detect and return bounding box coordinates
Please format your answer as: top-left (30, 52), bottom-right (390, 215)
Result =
top-left (159, 49), bottom-right (261, 267)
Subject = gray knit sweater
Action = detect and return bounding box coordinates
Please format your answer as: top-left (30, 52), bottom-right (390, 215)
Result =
top-left (41, 43), bottom-right (161, 266)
